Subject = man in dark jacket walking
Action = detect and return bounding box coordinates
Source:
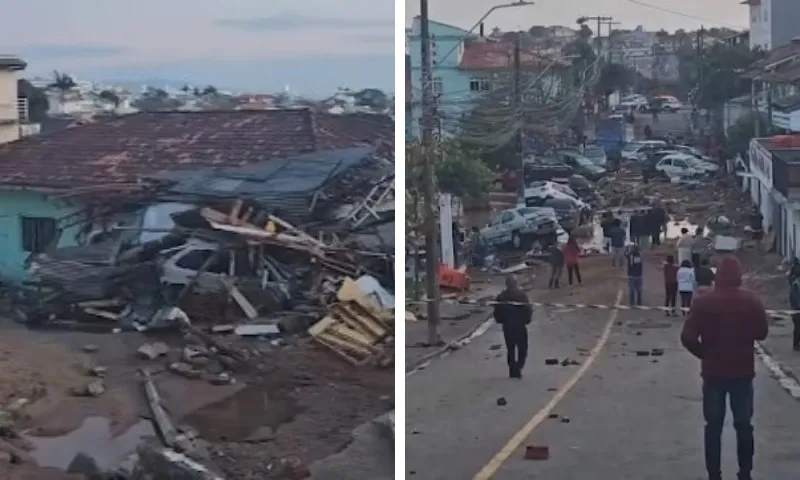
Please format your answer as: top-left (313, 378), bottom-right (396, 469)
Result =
top-left (547, 244), bottom-right (564, 288)
top-left (681, 256), bottom-right (768, 480)
top-left (494, 275), bottom-right (533, 379)
top-left (791, 275), bottom-right (800, 351)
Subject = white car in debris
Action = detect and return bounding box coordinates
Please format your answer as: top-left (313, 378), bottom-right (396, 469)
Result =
top-left (655, 154), bottom-right (707, 178)
top-left (621, 140), bottom-right (668, 162)
top-left (480, 206), bottom-right (562, 250)
top-left (656, 95), bottom-right (682, 112)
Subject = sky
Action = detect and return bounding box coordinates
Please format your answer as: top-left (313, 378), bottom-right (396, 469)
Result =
top-left (0, 0), bottom-right (394, 97)
top-left (405, 0), bottom-right (748, 34)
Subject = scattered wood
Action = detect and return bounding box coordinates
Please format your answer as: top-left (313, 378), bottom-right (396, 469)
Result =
top-left (221, 278), bottom-right (259, 320)
top-left (142, 369), bottom-right (179, 448)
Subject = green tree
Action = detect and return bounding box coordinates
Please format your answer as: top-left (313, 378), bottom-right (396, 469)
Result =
top-left (202, 85), bottom-right (218, 95)
top-left (678, 42), bottom-right (765, 110)
top-left (406, 141), bottom-right (493, 201)
top-left (48, 70), bottom-right (76, 90)
top-left (594, 63), bottom-right (635, 96)
top-left (528, 25), bottom-right (548, 37)
top-left (98, 90), bottom-right (121, 108)
top-left (724, 111), bottom-right (779, 158)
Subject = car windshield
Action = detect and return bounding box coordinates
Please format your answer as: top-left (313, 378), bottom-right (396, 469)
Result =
top-left (622, 143), bottom-right (643, 153)
top-left (583, 146), bottom-right (605, 158)
top-left (569, 154), bottom-right (595, 167)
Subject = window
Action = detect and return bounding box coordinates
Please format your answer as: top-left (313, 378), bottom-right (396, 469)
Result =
top-left (432, 77), bottom-right (443, 95)
top-left (469, 77), bottom-right (491, 92)
top-left (20, 216), bottom-right (57, 253)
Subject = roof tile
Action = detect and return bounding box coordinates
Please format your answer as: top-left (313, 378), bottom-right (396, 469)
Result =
top-left (0, 109), bottom-right (392, 189)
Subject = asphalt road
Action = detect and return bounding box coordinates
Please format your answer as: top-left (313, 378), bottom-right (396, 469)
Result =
top-left (405, 256), bottom-right (800, 479)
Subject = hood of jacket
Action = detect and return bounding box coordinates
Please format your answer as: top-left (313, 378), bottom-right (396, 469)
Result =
top-left (715, 256), bottom-right (742, 289)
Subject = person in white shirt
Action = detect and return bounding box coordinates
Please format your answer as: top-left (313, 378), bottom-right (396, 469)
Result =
top-left (676, 259), bottom-right (696, 316)
top-left (676, 228), bottom-right (694, 265)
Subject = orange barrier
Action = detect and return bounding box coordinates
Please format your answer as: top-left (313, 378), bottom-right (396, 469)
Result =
top-left (439, 264), bottom-right (470, 291)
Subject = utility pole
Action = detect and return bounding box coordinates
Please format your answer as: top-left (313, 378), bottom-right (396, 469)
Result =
top-left (602, 20), bottom-right (621, 62)
top-left (696, 26), bottom-right (705, 108)
top-left (419, 0), bottom-right (441, 345)
top-left (514, 33), bottom-right (525, 202)
top-left (578, 16), bottom-right (612, 58)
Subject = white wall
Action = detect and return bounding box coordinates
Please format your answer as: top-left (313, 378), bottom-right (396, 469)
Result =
top-left (0, 69), bottom-right (20, 144)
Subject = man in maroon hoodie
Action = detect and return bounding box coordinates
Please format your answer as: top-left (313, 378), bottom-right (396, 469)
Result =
top-left (681, 256), bottom-right (768, 480)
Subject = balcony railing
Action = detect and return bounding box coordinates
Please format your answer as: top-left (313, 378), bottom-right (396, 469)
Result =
top-left (17, 97), bottom-right (28, 122)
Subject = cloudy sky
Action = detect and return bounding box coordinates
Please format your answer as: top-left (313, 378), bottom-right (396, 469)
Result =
top-left (0, 0), bottom-right (394, 96)
top-left (406, 0), bottom-right (748, 34)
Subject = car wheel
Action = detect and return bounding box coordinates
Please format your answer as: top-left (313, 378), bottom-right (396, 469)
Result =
top-left (511, 231), bottom-right (522, 249)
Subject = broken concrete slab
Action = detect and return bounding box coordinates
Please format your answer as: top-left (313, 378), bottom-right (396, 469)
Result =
top-left (234, 324), bottom-right (280, 337)
top-left (133, 443), bottom-right (223, 480)
top-left (138, 342), bottom-right (170, 360)
top-left (308, 416), bottom-right (394, 480)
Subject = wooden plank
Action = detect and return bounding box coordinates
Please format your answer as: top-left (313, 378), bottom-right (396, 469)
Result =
top-left (83, 307), bottom-right (121, 321)
top-left (335, 303), bottom-right (386, 340)
top-left (221, 278), bottom-right (258, 320)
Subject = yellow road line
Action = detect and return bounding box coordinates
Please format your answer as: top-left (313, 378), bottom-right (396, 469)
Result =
top-left (473, 288), bottom-right (624, 480)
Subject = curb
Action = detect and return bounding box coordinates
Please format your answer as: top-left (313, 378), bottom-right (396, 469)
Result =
top-left (405, 311), bottom-right (494, 375)
top-left (755, 342), bottom-right (800, 400)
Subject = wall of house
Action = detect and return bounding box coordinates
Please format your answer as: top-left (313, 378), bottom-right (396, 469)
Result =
top-left (407, 19), bottom-right (565, 139)
top-left (0, 189), bottom-right (82, 283)
top-left (771, 0), bottom-right (800, 50)
top-left (748, 0), bottom-right (771, 51)
top-left (0, 69), bottom-right (20, 144)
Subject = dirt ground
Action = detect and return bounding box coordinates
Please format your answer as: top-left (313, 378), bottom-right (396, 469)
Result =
top-left (0, 322), bottom-right (393, 479)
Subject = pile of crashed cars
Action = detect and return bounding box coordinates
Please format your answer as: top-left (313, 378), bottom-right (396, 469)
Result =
top-left (9, 200), bottom-right (395, 369)
top-left (620, 139), bottom-right (719, 183)
top-left (482, 147), bottom-right (607, 252)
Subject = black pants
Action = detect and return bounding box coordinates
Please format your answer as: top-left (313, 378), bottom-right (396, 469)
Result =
top-left (680, 291), bottom-right (693, 309)
top-left (567, 264), bottom-right (582, 285)
top-left (793, 313), bottom-right (800, 348)
top-left (691, 253), bottom-right (701, 267)
top-left (703, 378), bottom-right (754, 478)
top-left (665, 283), bottom-right (677, 308)
top-left (548, 264), bottom-right (563, 288)
top-left (502, 325), bottom-right (528, 375)
top-left (651, 231), bottom-right (661, 246)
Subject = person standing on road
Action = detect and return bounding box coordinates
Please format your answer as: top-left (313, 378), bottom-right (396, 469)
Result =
top-left (600, 211), bottom-right (615, 252)
top-left (547, 243), bottom-right (564, 289)
top-left (677, 227), bottom-right (694, 265)
top-left (680, 256), bottom-right (768, 480)
top-left (695, 258), bottom-right (715, 288)
top-left (626, 245), bottom-right (644, 306)
top-left (649, 203), bottom-right (667, 246)
top-left (563, 236), bottom-right (582, 286)
top-left (629, 211), bottom-right (641, 246)
top-left (609, 218), bottom-right (626, 267)
top-left (790, 274), bottom-right (800, 351)
top-left (663, 255), bottom-right (679, 316)
top-left (677, 259), bottom-right (696, 315)
top-left (494, 275), bottom-right (533, 379)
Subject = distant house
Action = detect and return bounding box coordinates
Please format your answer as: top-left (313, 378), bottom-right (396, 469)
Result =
top-left (406, 17), bottom-right (568, 139)
top-left (743, 0), bottom-right (800, 51)
top-left (0, 55), bottom-right (27, 144)
top-left (0, 109), bottom-right (393, 282)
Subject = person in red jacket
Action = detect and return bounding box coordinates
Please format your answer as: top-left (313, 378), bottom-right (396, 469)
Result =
top-left (563, 236), bottom-right (582, 286)
top-left (680, 256), bottom-right (768, 480)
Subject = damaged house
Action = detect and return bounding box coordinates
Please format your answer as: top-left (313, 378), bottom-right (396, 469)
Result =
top-left (0, 109), bottom-right (394, 335)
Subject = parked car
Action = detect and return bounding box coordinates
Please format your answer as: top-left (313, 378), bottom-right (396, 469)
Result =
top-left (480, 207), bottom-right (560, 250)
top-left (654, 95), bottom-right (682, 112)
top-left (621, 140), bottom-right (668, 162)
top-left (655, 154), bottom-right (706, 178)
top-left (556, 150), bottom-right (607, 181)
top-left (582, 144), bottom-right (608, 167)
top-left (523, 163), bottom-right (574, 184)
top-left (673, 144), bottom-right (712, 161)
top-left (618, 94), bottom-right (649, 112)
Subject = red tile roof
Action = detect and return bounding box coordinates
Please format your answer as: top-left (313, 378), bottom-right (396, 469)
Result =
top-left (0, 109), bottom-right (393, 190)
top-left (459, 41), bottom-right (567, 70)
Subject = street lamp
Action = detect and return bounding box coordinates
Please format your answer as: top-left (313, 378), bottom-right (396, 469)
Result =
top-left (435, 1), bottom-right (536, 67)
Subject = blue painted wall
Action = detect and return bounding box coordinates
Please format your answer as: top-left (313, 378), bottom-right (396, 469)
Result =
top-left (407, 18), bottom-right (565, 139)
top-left (0, 189), bottom-right (82, 283)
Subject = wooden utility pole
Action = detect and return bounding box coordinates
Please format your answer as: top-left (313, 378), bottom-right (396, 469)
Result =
top-left (514, 33), bottom-right (524, 202)
top-left (419, 0), bottom-right (441, 344)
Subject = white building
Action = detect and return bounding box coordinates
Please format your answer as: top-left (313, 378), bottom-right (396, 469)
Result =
top-left (0, 56), bottom-right (27, 144)
top-left (744, 0), bottom-right (800, 51)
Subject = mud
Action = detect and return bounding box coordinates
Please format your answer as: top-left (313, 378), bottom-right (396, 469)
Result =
top-left (23, 416), bottom-right (155, 470)
top-left (181, 387), bottom-right (301, 442)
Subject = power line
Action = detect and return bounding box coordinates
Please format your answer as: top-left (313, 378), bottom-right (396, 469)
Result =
top-left (624, 0), bottom-right (746, 30)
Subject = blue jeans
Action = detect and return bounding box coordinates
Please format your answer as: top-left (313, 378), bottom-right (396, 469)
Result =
top-left (628, 276), bottom-right (642, 305)
top-left (703, 378), bottom-right (754, 478)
